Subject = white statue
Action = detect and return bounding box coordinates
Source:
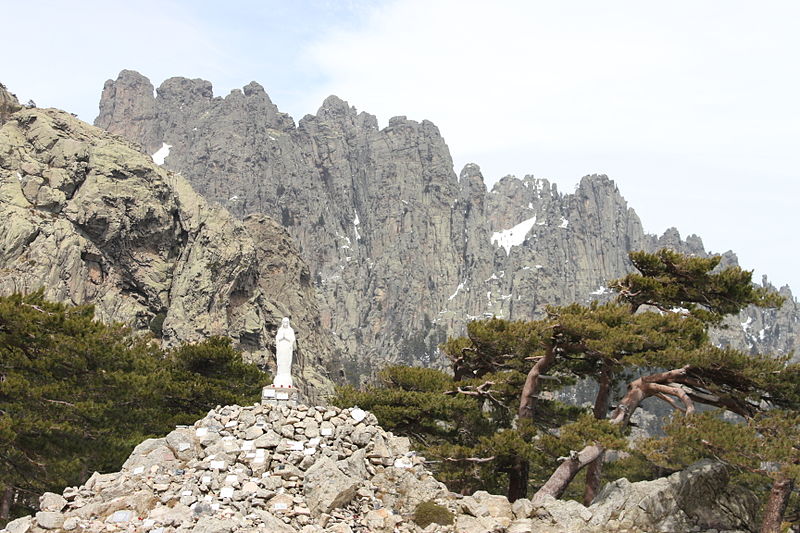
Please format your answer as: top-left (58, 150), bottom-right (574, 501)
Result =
top-left (273, 317), bottom-right (295, 388)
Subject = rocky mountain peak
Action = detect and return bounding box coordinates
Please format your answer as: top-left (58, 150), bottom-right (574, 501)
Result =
top-left (654, 227), bottom-right (707, 256)
top-left (242, 80), bottom-right (269, 99)
top-left (95, 70), bottom-right (158, 152)
top-left (158, 76), bottom-right (214, 102)
top-left (577, 173), bottom-right (616, 192)
top-left (457, 164), bottom-right (488, 198)
top-left (317, 94), bottom-right (354, 117)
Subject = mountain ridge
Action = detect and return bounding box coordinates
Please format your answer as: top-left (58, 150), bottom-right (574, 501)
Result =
top-left (93, 70), bottom-right (799, 375)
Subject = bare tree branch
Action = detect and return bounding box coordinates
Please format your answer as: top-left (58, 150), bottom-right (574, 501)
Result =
top-left (442, 456), bottom-right (496, 464)
top-left (648, 383), bottom-right (695, 415)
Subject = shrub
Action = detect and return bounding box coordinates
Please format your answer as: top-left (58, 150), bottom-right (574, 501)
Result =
top-left (413, 500), bottom-right (454, 527)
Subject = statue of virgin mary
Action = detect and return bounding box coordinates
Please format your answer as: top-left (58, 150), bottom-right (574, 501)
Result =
top-left (273, 317), bottom-right (296, 388)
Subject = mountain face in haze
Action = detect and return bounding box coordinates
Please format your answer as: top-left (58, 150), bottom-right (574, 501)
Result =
top-left (95, 70), bottom-right (800, 376)
top-left (0, 98), bottom-right (342, 401)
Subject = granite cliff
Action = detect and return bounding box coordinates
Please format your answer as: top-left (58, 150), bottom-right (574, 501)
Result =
top-left (95, 70), bottom-right (799, 376)
top-left (0, 97), bottom-right (343, 400)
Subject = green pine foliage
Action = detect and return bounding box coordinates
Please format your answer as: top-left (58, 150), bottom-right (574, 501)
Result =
top-left (0, 291), bottom-right (268, 519)
top-left (643, 410), bottom-right (800, 479)
top-left (333, 365), bottom-right (517, 494)
top-left (334, 337), bottom-right (583, 496)
top-left (164, 336), bottom-right (268, 417)
top-left (612, 249), bottom-right (783, 324)
top-left (333, 366), bottom-right (486, 445)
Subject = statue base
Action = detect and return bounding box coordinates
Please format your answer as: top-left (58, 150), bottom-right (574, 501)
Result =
top-left (261, 385), bottom-right (299, 406)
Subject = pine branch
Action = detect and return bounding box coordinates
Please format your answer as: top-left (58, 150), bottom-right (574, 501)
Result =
top-left (42, 398), bottom-right (76, 407)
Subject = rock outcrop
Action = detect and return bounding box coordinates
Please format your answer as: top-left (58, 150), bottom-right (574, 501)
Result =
top-left (95, 70), bottom-right (800, 376)
top-left (0, 102), bottom-right (342, 400)
top-left (3, 402), bottom-right (756, 533)
top-left (0, 83), bottom-right (22, 125)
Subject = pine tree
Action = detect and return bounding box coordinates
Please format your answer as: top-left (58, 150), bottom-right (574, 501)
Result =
top-left (530, 250), bottom-right (796, 522)
top-left (0, 291), bottom-right (268, 521)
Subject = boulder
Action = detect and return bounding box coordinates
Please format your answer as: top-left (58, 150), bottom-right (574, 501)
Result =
top-left (34, 511), bottom-right (64, 529)
top-left (303, 456), bottom-right (359, 515)
top-left (4, 516), bottom-right (32, 533)
top-left (589, 459), bottom-right (757, 532)
top-left (38, 492), bottom-right (67, 512)
top-left (472, 490), bottom-right (513, 523)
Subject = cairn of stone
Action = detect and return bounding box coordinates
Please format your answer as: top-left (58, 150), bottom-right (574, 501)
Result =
top-left (5, 403), bottom-right (455, 533)
top-left (4, 401), bottom-right (758, 533)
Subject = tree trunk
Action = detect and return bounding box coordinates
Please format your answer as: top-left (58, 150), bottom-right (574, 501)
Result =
top-left (518, 346), bottom-right (555, 419)
top-left (583, 451), bottom-right (605, 506)
top-left (532, 445), bottom-right (604, 504)
top-left (507, 456), bottom-right (530, 502)
top-left (509, 345), bottom-right (556, 502)
top-left (584, 366), bottom-right (612, 506)
top-left (760, 476), bottom-right (793, 533)
top-left (1, 485), bottom-right (13, 520)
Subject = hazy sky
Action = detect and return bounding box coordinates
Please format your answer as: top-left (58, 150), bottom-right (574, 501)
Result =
top-left (4, 0), bottom-right (798, 290)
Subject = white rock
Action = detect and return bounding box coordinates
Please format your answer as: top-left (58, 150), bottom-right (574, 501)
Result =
top-left (38, 492), bottom-right (67, 512)
top-left (4, 516), bottom-right (32, 533)
top-left (34, 511), bottom-right (64, 529)
top-left (393, 457), bottom-right (413, 469)
top-left (108, 510), bottom-right (135, 523)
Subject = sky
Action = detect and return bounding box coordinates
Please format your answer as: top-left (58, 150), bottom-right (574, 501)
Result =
top-left (4, 0), bottom-right (799, 291)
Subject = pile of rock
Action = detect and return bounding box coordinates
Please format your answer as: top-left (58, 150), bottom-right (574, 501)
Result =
top-left (3, 402), bottom-right (757, 533)
top-left (4, 403), bottom-right (455, 533)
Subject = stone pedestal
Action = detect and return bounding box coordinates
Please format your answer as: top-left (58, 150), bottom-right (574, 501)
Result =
top-left (261, 385), bottom-right (299, 406)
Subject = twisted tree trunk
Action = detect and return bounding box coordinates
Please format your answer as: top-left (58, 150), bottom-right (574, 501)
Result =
top-left (518, 347), bottom-right (556, 419)
top-left (533, 366), bottom-right (693, 504)
top-left (502, 345), bottom-right (558, 501)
